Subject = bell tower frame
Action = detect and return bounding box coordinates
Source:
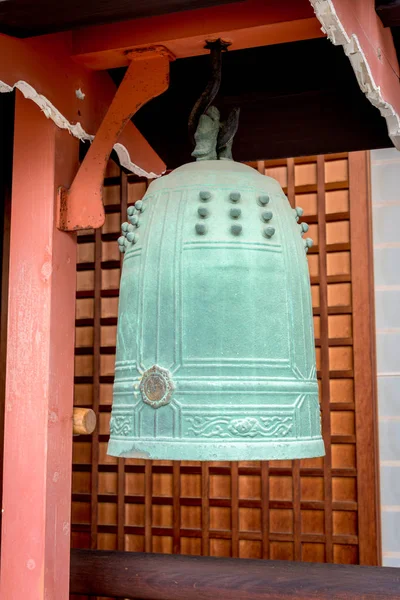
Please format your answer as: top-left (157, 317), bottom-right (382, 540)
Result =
top-left (0, 1), bottom-right (398, 598)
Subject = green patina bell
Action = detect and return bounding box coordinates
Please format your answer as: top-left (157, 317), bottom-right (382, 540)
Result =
top-left (107, 158), bottom-right (325, 461)
top-left (109, 44), bottom-right (324, 460)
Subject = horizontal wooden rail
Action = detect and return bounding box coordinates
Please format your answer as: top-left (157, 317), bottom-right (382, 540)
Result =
top-left (70, 549), bottom-right (400, 599)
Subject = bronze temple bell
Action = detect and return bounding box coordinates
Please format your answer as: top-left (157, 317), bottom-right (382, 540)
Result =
top-left (108, 41), bottom-right (325, 462)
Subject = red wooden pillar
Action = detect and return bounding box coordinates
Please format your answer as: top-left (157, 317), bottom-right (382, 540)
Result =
top-left (0, 92), bottom-right (78, 599)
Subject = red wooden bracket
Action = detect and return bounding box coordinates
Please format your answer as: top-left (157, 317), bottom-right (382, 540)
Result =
top-left (57, 47), bottom-right (173, 231)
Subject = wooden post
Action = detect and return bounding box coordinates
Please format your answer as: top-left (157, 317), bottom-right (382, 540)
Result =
top-left (0, 92), bottom-right (78, 599)
top-left (0, 89), bottom-right (15, 541)
top-left (349, 151), bottom-right (381, 565)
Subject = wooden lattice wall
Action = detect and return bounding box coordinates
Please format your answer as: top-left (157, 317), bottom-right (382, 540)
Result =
top-left (71, 152), bottom-right (380, 598)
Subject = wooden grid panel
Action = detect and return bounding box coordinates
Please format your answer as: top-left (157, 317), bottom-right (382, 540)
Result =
top-left (261, 154), bottom-right (356, 565)
top-left (71, 153), bottom-right (379, 599)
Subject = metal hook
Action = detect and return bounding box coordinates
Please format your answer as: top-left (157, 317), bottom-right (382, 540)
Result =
top-left (188, 39), bottom-right (231, 146)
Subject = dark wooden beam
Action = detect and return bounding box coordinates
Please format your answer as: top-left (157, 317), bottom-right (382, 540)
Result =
top-left (0, 0), bottom-right (240, 37)
top-left (70, 549), bottom-right (400, 599)
top-left (376, 0), bottom-right (400, 27)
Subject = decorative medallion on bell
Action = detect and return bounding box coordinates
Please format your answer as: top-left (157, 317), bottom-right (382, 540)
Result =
top-left (140, 365), bottom-right (175, 409)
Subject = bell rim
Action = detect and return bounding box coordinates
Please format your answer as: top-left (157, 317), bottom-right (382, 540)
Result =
top-left (107, 438), bottom-right (325, 461)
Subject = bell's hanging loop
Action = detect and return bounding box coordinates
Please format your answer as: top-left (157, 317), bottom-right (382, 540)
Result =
top-left (189, 39), bottom-right (240, 162)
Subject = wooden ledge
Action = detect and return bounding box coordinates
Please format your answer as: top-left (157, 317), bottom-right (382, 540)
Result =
top-left (70, 549), bottom-right (400, 599)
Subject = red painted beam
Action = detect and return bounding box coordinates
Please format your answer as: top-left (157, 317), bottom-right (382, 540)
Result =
top-left (58, 48), bottom-right (172, 231)
top-left (0, 32), bottom-right (165, 177)
top-left (311, 0), bottom-right (400, 148)
top-left (0, 92), bottom-right (78, 600)
top-left (71, 0), bottom-right (324, 69)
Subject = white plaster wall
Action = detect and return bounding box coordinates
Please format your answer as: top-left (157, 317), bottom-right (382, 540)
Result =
top-left (371, 148), bottom-right (400, 567)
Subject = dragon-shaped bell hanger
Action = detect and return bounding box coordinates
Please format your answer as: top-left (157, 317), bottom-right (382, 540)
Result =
top-left (188, 39), bottom-right (240, 161)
